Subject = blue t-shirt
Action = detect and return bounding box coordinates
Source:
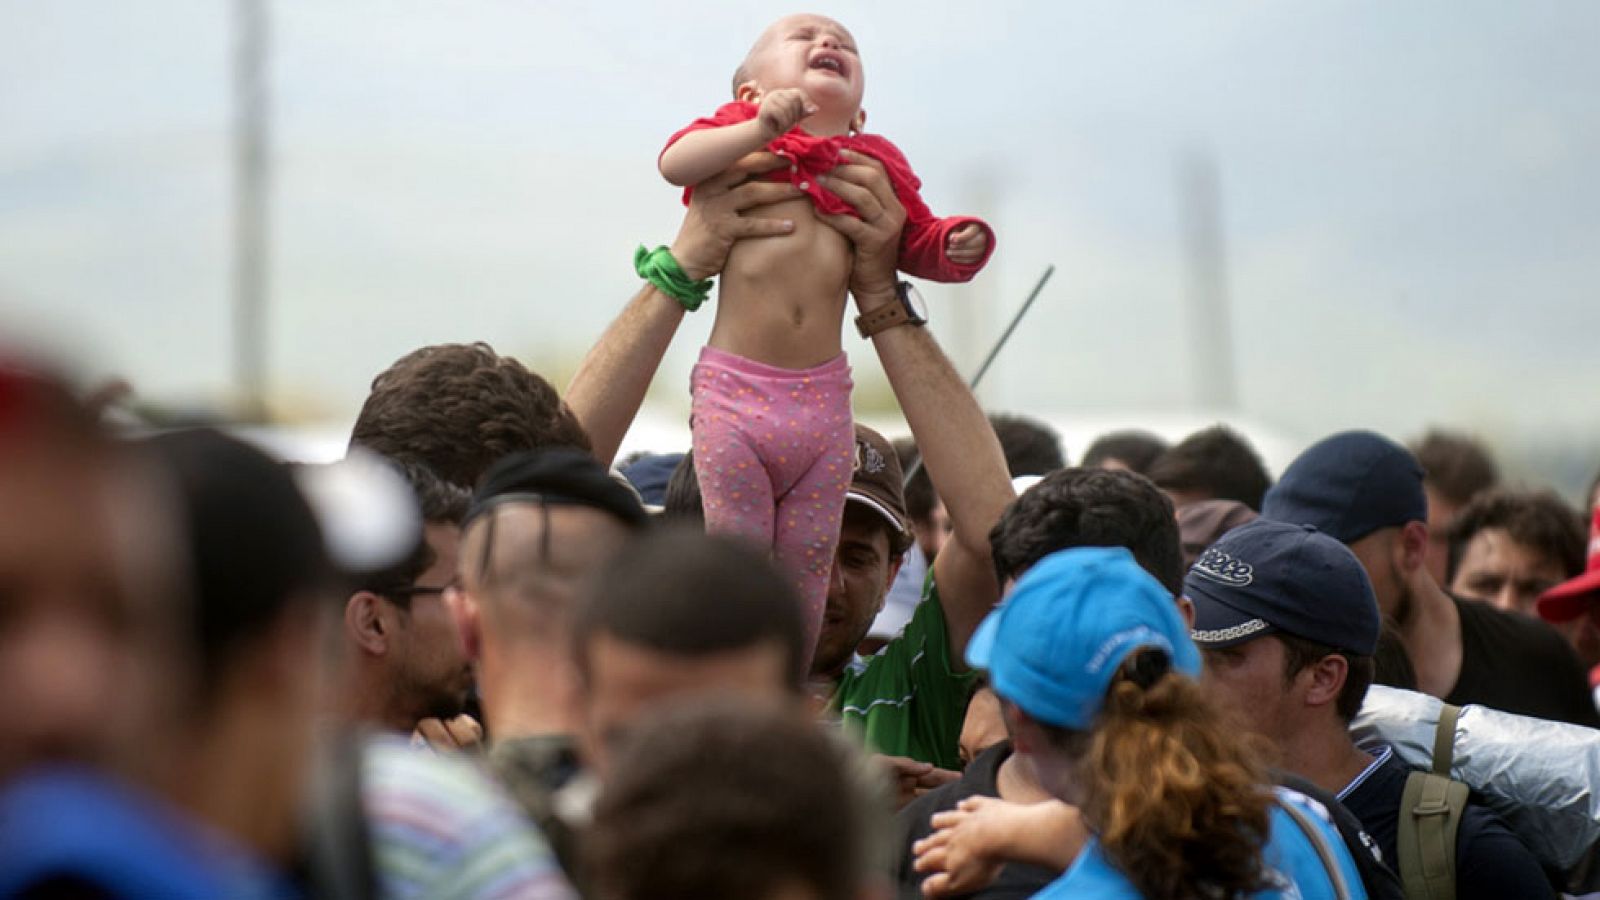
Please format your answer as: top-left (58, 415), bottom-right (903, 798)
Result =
top-left (1035, 789), bottom-right (1368, 899)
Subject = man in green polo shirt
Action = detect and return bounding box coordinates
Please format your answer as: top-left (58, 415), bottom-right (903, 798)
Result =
top-left (813, 424), bottom-right (1005, 773)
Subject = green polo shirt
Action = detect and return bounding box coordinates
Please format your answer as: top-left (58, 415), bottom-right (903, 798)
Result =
top-left (831, 574), bottom-right (979, 771)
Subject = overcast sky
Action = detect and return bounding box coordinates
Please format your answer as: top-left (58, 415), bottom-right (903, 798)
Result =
top-left (4, 1), bottom-right (1598, 467)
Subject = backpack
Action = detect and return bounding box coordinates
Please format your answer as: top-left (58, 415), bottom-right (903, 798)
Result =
top-left (1397, 703), bottom-right (1469, 900)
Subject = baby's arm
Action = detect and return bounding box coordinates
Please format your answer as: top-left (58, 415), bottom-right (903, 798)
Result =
top-left (660, 89), bottom-right (815, 187)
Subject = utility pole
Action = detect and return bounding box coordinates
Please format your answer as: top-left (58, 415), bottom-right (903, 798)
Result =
top-left (1179, 150), bottom-right (1238, 412)
top-left (233, 0), bottom-right (270, 421)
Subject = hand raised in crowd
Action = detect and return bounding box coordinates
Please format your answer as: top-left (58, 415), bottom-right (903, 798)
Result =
top-left (913, 795), bottom-right (1088, 897)
top-left (411, 714), bottom-right (485, 753)
top-left (946, 222), bottom-right (988, 265)
top-left (815, 149), bottom-right (907, 302)
top-left (756, 87), bottom-right (817, 138)
top-left (878, 754), bottom-right (961, 809)
top-left (669, 151), bottom-right (804, 281)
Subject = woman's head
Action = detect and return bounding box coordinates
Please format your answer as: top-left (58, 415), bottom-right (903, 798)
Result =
top-left (969, 547), bottom-right (1274, 898)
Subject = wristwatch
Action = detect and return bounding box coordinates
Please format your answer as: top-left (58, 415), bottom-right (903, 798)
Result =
top-left (854, 281), bottom-right (928, 339)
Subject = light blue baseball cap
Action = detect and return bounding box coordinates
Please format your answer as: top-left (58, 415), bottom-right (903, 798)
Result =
top-left (966, 546), bottom-right (1201, 730)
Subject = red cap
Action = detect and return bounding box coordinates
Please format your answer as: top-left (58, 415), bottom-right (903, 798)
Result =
top-left (1537, 505), bottom-right (1600, 623)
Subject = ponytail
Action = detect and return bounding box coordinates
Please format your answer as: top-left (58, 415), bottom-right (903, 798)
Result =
top-left (1074, 649), bottom-right (1274, 899)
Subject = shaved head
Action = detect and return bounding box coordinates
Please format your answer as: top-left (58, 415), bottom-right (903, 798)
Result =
top-left (461, 503), bottom-right (634, 638)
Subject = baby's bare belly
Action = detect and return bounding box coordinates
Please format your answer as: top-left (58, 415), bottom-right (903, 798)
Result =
top-left (708, 196), bottom-right (854, 370)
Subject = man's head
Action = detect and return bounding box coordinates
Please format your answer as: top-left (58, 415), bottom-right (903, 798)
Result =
top-left (965, 546), bottom-right (1201, 791)
top-left (454, 448), bottom-right (647, 733)
top-left (1177, 499), bottom-right (1258, 570)
top-left (735, 14), bottom-right (865, 130)
top-left (349, 342), bottom-right (590, 490)
top-left (1445, 488), bottom-right (1585, 616)
top-left (1262, 430), bottom-right (1431, 623)
top-left (143, 428), bottom-right (335, 861)
top-left (1186, 520), bottom-right (1380, 749)
top-left (1081, 430), bottom-right (1169, 475)
top-left (342, 460), bottom-right (474, 731)
top-left (1146, 425), bottom-right (1272, 512)
top-left (571, 529), bottom-right (807, 773)
top-left (809, 425), bottom-right (913, 678)
top-left (988, 413), bottom-right (1066, 477)
top-left (0, 366), bottom-right (187, 782)
top-left (1411, 429), bottom-right (1500, 584)
top-left (988, 467), bottom-right (1183, 596)
top-left (895, 438), bottom-right (946, 562)
top-left (587, 699), bottom-right (871, 900)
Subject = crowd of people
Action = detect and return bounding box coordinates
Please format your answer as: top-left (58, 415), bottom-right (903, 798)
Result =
top-left (6, 14), bottom-right (1600, 900)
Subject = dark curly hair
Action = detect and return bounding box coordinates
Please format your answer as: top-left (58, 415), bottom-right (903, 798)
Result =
top-left (990, 467), bottom-right (1183, 595)
top-left (349, 343), bottom-right (590, 489)
top-left (1444, 488), bottom-right (1585, 584)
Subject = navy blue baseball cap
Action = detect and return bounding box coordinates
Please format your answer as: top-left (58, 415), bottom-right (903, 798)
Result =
top-left (1186, 519), bottom-right (1380, 656)
top-left (1261, 431), bottom-right (1427, 545)
top-left (966, 546), bottom-right (1201, 730)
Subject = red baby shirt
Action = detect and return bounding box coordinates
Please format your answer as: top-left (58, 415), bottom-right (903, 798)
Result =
top-left (663, 101), bottom-right (994, 284)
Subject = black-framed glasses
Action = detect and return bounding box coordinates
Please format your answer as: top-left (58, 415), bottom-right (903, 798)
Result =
top-left (377, 581), bottom-right (456, 606)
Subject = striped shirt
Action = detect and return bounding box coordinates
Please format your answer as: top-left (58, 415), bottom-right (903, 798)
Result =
top-left (363, 734), bottom-right (576, 900)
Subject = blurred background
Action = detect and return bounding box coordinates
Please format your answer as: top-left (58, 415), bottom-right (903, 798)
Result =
top-left (3, 1), bottom-right (1597, 492)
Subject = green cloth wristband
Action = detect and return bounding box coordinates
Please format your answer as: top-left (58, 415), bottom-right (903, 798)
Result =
top-left (635, 245), bottom-right (713, 312)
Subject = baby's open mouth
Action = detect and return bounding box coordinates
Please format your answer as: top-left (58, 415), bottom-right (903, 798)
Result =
top-left (809, 52), bottom-right (848, 77)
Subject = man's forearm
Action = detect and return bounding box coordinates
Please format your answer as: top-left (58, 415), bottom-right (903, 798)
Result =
top-left (862, 291), bottom-right (1012, 557)
top-left (564, 284), bottom-right (684, 467)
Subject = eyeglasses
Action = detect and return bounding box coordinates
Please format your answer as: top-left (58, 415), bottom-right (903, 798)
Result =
top-left (378, 581), bottom-right (457, 607)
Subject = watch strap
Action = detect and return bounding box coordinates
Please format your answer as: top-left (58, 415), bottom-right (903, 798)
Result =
top-left (855, 300), bottom-right (911, 339)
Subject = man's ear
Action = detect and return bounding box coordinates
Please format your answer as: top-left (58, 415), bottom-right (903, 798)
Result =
top-left (736, 81), bottom-right (762, 104)
top-left (1174, 595), bottom-right (1197, 630)
top-left (344, 592), bottom-right (390, 656)
top-left (445, 586), bottom-right (482, 662)
top-left (851, 108), bottom-right (867, 133)
top-left (1301, 654), bottom-right (1349, 710)
top-left (1398, 521), bottom-right (1429, 576)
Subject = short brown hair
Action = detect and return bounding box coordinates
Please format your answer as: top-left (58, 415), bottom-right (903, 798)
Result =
top-left (586, 699), bottom-right (866, 900)
top-left (1444, 488), bottom-right (1585, 584)
top-left (349, 343), bottom-right (590, 489)
top-left (1147, 425), bottom-right (1272, 511)
top-left (1410, 429), bottom-right (1499, 507)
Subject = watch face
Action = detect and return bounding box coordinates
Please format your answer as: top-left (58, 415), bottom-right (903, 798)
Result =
top-left (900, 282), bottom-right (929, 323)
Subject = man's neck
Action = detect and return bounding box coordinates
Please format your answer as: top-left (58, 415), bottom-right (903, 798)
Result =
top-left (337, 664), bottom-right (412, 734)
top-left (481, 651), bottom-right (578, 741)
top-left (1280, 718), bottom-right (1378, 798)
top-left (1397, 576), bottom-right (1464, 699)
top-left (166, 693), bottom-right (303, 865)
